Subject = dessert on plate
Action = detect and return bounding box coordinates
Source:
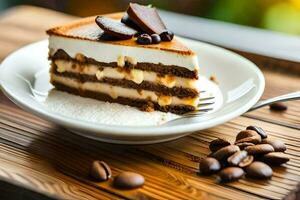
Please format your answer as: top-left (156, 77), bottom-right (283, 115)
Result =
top-left (47, 3), bottom-right (200, 114)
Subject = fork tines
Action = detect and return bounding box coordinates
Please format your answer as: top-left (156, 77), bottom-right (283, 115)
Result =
top-left (196, 93), bottom-right (215, 112)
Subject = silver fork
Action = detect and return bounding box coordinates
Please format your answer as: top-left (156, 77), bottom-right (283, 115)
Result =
top-left (179, 90), bottom-right (300, 119)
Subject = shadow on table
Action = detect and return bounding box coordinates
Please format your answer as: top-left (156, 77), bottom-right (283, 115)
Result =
top-left (25, 125), bottom-right (203, 198)
top-left (24, 124), bottom-right (292, 199)
top-left (25, 124), bottom-right (199, 174)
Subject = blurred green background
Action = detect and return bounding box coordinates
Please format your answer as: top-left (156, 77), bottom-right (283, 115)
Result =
top-left (1, 0), bottom-right (300, 36)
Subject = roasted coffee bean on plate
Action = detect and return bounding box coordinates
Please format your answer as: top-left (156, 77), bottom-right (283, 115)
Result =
top-left (235, 130), bottom-right (261, 144)
top-left (137, 34), bottom-right (152, 44)
top-left (261, 152), bottom-right (290, 165)
top-left (199, 157), bottom-right (221, 175)
top-left (151, 34), bottom-right (161, 44)
top-left (246, 126), bottom-right (268, 139)
top-left (95, 16), bottom-right (137, 40)
top-left (211, 145), bottom-right (240, 161)
top-left (269, 102), bottom-right (287, 111)
top-left (160, 30), bottom-right (174, 41)
top-left (261, 138), bottom-right (286, 152)
top-left (227, 151), bottom-right (248, 166)
top-left (238, 155), bottom-right (254, 168)
top-left (236, 142), bottom-right (255, 150)
top-left (245, 144), bottom-right (274, 155)
top-left (246, 161), bottom-right (273, 179)
top-left (113, 171), bottom-right (145, 189)
top-left (218, 167), bottom-right (244, 182)
top-left (209, 138), bottom-right (231, 152)
top-left (89, 160), bottom-right (112, 182)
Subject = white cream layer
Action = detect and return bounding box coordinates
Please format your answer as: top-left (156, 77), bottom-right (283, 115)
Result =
top-left (49, 35), bottom-right (199, 71)
top-left (51, 75), bottom-right (199, 107)
top-left (54, 60), bottom-right (200, 90)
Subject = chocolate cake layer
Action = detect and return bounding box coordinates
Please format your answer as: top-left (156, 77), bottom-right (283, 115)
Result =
top-left (51, 81), bottom-right (195, 114)
top-left (51, 65), bottom-right (198, 98)
top-left (50, 49), bottom-right (198, 79)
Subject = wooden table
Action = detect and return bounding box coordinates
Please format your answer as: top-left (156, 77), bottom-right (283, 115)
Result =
top-left (0, 6), bottom-right (300, 200)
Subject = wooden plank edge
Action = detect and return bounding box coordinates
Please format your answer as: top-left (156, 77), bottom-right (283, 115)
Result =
top-left (243, 113), bottom-right (300, 130)
top-left (177, 34), bottom-right (300, 76)
top-left (230, 49), bottom-right (300, 76)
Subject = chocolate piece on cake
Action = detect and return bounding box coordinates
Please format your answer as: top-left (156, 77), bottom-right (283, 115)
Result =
top-left (46, 12), bottom-right (200, 114)
top-left (95, 16), bottom-right (137, 40)
top-left (127, 3), bottom-right (166, 34)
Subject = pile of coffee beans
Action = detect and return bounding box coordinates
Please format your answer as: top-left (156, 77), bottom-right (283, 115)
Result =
top-left (136, 33), bottom-right (165, 45)
top-left (199, 126), bottom-right (289, 182)
top-left (89, 160), bottom-right (145, 189)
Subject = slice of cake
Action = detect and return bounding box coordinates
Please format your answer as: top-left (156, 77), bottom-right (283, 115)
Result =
top-left (47, 4), bottom-right (200, 114)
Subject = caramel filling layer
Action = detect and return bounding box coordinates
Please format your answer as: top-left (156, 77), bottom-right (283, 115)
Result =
top-left (51, 74), bottom-right (200, 107)
top-left (53, 60), bottom-right (200, 90)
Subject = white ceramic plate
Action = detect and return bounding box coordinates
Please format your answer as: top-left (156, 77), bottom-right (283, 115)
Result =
top-left (0, 38), bottom-right (265, 144)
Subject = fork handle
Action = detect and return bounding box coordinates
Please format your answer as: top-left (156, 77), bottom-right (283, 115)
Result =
top-left (248, 91), bottom-right (300, 112)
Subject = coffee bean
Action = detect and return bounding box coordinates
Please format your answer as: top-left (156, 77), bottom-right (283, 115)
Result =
top-left (113, 172), bottom-right (145, 189)
top-left (236, 130), bottom-right (257, 141)
top-left (246, 161), bottom-right (272, 179)
top-left (235, 135), bottom-right (261, 145)
top-left (239, 155), bottom-right (254, 168)
top-left (246, 126), bottom-right (267, 139)
top-left (211, 145), bottom-right (240, 161)
top-left (134, 32), bottom-right (144, 37)
top-left (89, 160), bottom-right (112, 182)
top-left (261, 152), bottom-right (289, 166)
top-left (227, 151), bottom-right (248, 166)
top-left (219, 167), bottom-right (244, 182)
top-left (236, 142), bottom-right (255, 150)
top-left (261, 138), bottom-right (286, 152)
top-left (209, 138), bottom-right (231, 152)
top-left (235, 130), bottom-right (261, 144)
top-left (137, 34), bottom-right (152, 44)
top-left (245, 144), bottom-right (274, 155)
top-left (269, 102), bottom-right (287, 111)
top-left (160, 30), bottom-right (174, 41)
top-left (199, 157), bottom-right (221, 175)
top-left (151, 34), bottom-right (161, 44)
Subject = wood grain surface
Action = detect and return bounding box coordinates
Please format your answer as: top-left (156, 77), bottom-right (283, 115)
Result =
top-left (0, 5), bottom-right (300, 200)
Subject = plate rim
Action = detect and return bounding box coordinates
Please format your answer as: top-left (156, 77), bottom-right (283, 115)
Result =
top-left (0, 38), bottom-right (265, 137)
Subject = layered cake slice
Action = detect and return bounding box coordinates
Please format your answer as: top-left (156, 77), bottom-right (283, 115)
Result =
top-left (47, 3), bottom-right (200, 114)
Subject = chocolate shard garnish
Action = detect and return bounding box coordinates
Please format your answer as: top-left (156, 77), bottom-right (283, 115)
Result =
top-left (95, 16), bottom-right (137, 40)
top-left (121, 13), bottom-right (143, 32)
top-left (98, 32), bottom-right (120, 41)
top-left (127, 3), bottom-right (167, 34)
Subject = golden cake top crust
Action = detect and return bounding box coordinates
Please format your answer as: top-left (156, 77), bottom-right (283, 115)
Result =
top-left (47, 13), bottom-right (195, 56)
